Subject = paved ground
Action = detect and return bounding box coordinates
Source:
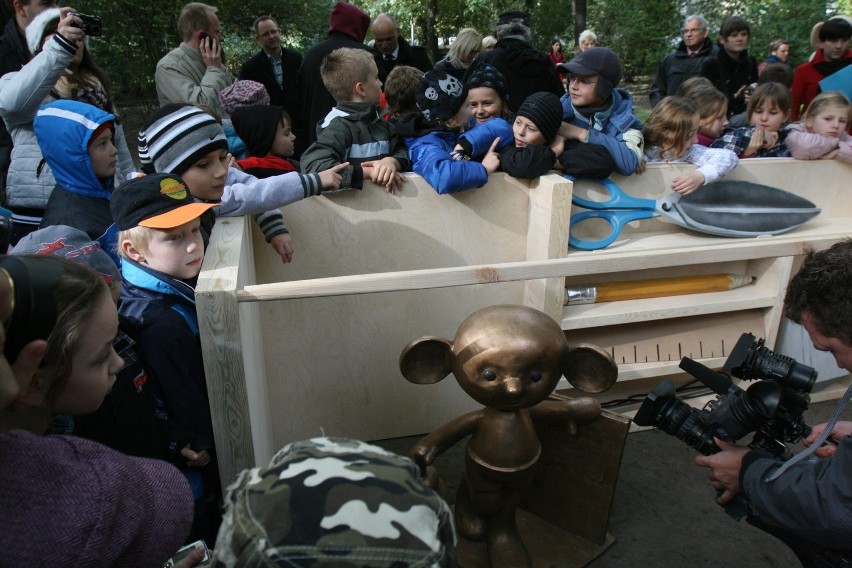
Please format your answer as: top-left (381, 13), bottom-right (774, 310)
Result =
top-left (377, 398), bottom-right (841, 567)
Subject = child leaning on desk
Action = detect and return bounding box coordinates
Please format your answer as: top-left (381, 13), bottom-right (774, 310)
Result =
top-left (643, 96), bottom-right (739, 195)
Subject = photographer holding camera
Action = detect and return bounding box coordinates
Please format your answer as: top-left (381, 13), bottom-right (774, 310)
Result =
top-left (0, 7), bottom-right (135, 245)
top-left (696, 240), bottom-right (852, 566)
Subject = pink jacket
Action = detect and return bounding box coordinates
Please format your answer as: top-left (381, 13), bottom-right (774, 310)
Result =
top-left (785, 122), bottom-right (852, 164)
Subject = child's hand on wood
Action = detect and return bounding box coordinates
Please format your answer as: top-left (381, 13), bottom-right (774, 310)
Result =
top-left (671, 170), bottom-right (704, 195)
top-left (363, 157), bottom-right (400, 188)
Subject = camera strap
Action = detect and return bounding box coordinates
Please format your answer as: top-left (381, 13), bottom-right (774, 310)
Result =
top-left (766, 383), bottom-right (852, 482)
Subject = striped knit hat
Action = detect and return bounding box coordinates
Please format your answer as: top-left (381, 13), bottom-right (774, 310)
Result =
top-left (137, 104), bottom-right (228, 175)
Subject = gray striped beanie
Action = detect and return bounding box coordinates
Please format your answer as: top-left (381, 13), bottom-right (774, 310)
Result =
top-left (138, 104), bottom-right (228, 175)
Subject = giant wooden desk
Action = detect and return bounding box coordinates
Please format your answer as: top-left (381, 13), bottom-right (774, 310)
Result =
top-left (197, 160), bottom-right (852, 485)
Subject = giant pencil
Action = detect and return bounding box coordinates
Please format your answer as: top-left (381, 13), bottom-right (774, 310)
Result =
top-left (564, 274), bottom-right (754, 305)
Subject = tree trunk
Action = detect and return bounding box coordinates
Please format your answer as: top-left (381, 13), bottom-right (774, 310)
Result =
top-left (426, 0), bottom-right (439, 64)
top-left (573, 0), bottom-right (587, 49)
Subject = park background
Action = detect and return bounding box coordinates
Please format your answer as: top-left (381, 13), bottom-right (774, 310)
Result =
top-left (3, 0), bottom-right (850, 120)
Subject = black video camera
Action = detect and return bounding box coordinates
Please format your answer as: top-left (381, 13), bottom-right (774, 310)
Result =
top-left (72, 13), bottom-right (102, 37)
top-left (633, 332), bottom-right (817, 517)
top-left (634, 332), bottom-right (816, 458)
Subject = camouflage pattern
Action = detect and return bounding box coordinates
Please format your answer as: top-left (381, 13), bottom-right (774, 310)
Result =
top-left (212, 437), bottom-right (457, 567)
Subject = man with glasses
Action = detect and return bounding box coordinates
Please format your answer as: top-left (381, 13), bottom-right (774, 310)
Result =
top-left (371, 13), bottom-right (432, 77)
top-left (649, 14), bottom-right (718, 107)
top-left (239, 16), bottom-right (304, 153)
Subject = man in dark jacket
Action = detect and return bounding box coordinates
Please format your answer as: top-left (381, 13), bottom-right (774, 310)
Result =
top-left (0, 0), bottom-right (57, 193)
top-left (298, 2), bottom-right (381, 147)
top-left (465, 9), bottom-right (563, 114)
top-left (239, 16), bottom-right (305, 155)
top-left (649, 14), bottom-right (718, 108)
top-left (371, 13), bottom-right (432, 77)
top-left (695, 240), bottom-right (852, 568)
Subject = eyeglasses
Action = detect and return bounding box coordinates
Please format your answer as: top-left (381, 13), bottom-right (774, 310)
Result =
top-left (568, 75), bottom-right (597, 86)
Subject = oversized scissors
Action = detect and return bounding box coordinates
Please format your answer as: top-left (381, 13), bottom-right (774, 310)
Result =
top-left (567, 177), bottom-right (821, 251)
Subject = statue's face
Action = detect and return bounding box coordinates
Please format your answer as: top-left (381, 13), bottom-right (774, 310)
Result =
top-left (451, 308), bottom-right (566, 410)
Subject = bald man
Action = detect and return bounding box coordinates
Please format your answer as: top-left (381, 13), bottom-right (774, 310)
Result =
top-left (371, 13), bottom-right (432, 77)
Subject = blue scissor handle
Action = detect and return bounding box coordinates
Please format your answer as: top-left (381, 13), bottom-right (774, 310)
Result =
top-left (566, 176), bottom-right (657, 211)
top-left (569, 209), bottom-right (658, 251)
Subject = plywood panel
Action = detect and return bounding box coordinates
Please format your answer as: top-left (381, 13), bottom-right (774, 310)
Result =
top-left (246, 175), bottom-right (542, 445)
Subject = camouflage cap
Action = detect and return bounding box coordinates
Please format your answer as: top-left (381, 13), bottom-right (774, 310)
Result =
top-left (212, 437), bottom-right (457, 567)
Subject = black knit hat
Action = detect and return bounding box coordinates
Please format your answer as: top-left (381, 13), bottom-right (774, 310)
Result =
top-left (137, 104), bottom-right (228, 175)
top-left (497, 9), bottom-right (529, 26)
top-left (416, 70), bottom-right (468, 123)
top-left (231, 105), bottom-right (284, 157)
top-left (466, 65), bottom-right (509, 106)
top-left (516, 92), bottom-right (563, 142)
top-left (559, 47), bottom-right (623, 102)
top-left (110, 173), bottom-right (218, 231)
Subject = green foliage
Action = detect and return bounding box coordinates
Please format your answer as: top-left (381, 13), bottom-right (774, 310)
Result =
top-left (72, 0), bottom-right (837, 101)
top-left (591, 0), bottom-right (680, 80)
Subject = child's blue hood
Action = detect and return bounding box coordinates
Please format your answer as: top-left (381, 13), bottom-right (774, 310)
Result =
top-left (34, 99), bottom-right (115, 199)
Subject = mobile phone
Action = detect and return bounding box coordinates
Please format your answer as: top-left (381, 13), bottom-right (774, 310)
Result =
top-left (199, 31), bottom-right (210, 43)
top-left (164, 540), bottom-right (210, 567)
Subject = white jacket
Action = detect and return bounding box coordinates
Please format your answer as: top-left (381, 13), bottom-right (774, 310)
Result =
top-left (0, 35), bottom-right (134, 211)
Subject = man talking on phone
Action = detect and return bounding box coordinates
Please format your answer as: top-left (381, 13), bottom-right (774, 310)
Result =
top-left (156, 2), bottom-right (233, 118)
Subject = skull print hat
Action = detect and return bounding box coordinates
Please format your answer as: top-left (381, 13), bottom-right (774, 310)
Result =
top-left (415, 70), bottom-right (468, 123)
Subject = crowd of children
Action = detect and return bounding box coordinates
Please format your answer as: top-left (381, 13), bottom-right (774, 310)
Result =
top-left (0, 6), bottom-right (850, 566)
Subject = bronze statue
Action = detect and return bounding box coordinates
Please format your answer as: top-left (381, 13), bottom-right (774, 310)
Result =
top-left (399, 304), bottom-right (617, 567)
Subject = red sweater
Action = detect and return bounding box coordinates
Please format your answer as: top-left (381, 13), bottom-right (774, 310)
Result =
top-left (791, 48), bottom-right (852, 121)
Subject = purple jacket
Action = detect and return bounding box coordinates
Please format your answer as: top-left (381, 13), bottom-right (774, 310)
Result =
top-left (0, 430), bottom-right (193, 567)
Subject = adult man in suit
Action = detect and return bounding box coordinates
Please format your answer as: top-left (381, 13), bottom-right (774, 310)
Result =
top-left (371, 13), bottom-right (432, 78)
top-left (239, 15), bottom-right (305, 155)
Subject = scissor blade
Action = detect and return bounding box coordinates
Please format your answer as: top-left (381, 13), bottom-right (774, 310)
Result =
top-left (659, 180), bottom-right (821, 237)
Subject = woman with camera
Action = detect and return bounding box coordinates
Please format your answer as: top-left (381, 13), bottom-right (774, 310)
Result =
top-left (0, 7), bottom-right (134, 245)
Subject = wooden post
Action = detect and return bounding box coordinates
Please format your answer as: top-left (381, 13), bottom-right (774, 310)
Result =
top-left (196, 217), bottom-right (259, 487)
top-left (522, 173), bottom-right (571, 322)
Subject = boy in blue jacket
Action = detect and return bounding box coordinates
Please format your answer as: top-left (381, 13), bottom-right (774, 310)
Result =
top-left (395, 69), bottom-right (512, 194)
top-left (34, 99), bottom-right (121, 261)
top-left (111, 173), bottom-right (220, 543)
top-left (556, 47), bottom-right (644, 175)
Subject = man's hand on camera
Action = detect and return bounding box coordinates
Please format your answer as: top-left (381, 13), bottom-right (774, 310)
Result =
top-left (694, 438), bottom-right (750, 505)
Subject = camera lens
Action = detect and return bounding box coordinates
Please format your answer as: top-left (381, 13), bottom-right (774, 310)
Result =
top-left (735, 340), bottom-right (817, 392)
top-left (634, 380), bottom-right (720, 455)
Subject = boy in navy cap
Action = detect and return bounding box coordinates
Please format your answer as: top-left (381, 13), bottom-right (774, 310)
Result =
top-left (557, 47), bottom-right (644, 175)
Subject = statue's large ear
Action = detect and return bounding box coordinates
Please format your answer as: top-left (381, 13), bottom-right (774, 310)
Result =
top-left (563, 343), bottom-right (618, 393)
top-left (399, 336), bottom-right (454, 384)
